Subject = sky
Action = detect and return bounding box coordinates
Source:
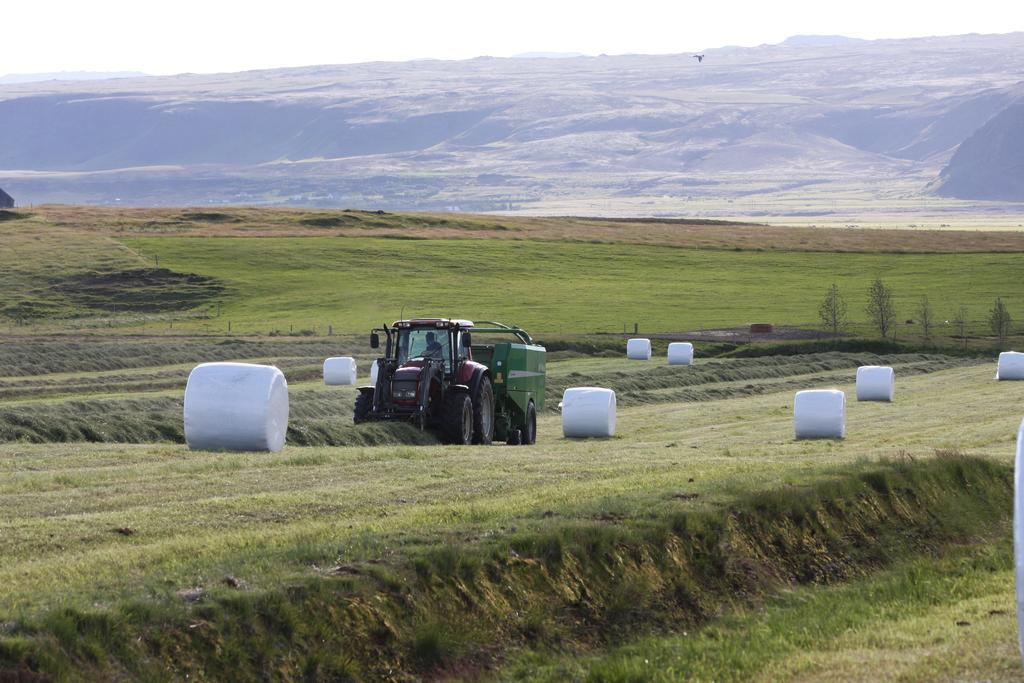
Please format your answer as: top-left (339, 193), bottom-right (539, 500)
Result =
top-left (3, 0), bottom-right (1023, 75)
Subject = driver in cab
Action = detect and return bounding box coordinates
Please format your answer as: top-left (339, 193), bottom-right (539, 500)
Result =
top-left (423, 331), bottom-right (444, 359)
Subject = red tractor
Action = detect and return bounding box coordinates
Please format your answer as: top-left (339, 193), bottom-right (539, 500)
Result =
top-left (354, 319), bottom-right (545, 445)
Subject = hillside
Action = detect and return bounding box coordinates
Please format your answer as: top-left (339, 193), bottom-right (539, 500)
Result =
top-left (1, 34), bottom-right (1023, 212)
top-left (2, 207), bottom-right (1023, 336)
top-left (934, 101), bottom-right (1024, 200)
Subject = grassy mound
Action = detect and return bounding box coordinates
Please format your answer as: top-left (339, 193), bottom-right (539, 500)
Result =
top-left (0, 454), bottom-right (1009, 681)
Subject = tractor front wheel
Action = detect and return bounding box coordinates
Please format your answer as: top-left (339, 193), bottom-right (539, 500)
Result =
top-left (472, 379), bottom-right (494, 445)
top-left (442, 392), bottom-right (474, 445)
top-left (353, 391), bottom-right (373, 424)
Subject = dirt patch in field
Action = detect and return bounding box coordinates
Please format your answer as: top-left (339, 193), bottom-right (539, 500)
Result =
top-left (51, 268), bottom-right (225, 312)
top-left (178, 211), bottom-right (240, 223)
top-left (0, 210), bottom-right (28, 222)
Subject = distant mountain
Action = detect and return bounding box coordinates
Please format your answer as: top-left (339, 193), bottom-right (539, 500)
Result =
top-left (511, 52), bottom-right (586, 59)
top-left (934, 100), bottom-right (1024, 200)
top-left (779, 35), bottom-right (868, 47)
top-left (1, 33), bottom-right (1023, 213)
top-left (0, 71), bottom-right (148, 85)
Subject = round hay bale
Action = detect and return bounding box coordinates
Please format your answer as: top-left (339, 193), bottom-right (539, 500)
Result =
top-left (856, 366), bottom-right (895, 401)
top-left (562, 387), bottom-right (616, 438)
top-left (667, 342), bottom-right (694, 365)
top-left (998, 352), bottom-right (1024, 380)
top-left (794, 389), bottom-right (845, 440)
top-left (626, 338), bottom-right (652, 360)
top-left (184, 363), bottom-right (289, 452)
top-left (324, 357), bottom-right (358, 385)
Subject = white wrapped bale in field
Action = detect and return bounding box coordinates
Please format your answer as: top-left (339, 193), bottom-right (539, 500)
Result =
top-left (184, 363), bottom-right (289, 452)
top-left (369, 359), bottom-right (380, 386)
top-left (856, 366), bottom-right (895, 401)
top-left (667, 342), bottom-right (694, 366)
top-left (562, 387), bottom-right (616, 438)
top-left (323, 356), bottom-right (358, 385)
top-left (794, 389), bottom-right (845, 439)
top-left (626, 338), bottom-right (652, 360)
top-left (998, 352), bottom-right (1024, 380)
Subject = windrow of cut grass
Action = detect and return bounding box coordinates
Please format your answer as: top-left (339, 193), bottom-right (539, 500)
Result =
top-left (544, 352), bottom-right (979, 410)
top-left (0, 353), bottom-right (979, 445)
top-left (0, 336), bottom-right (364, 377)
top-left (0, 388), bottom-right (433, 447)
top-left (0, 454), bottom-right (1011, 681)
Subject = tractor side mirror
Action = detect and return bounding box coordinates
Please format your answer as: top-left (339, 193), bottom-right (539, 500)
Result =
top-left (462, 332), bottom-right (472, 348)
top-left (370, 333), bottom-right (380, 349)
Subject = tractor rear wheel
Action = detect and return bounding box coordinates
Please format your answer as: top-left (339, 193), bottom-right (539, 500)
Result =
top-left (442, 392), bottom-right (474, 445)
top-left (353, 391), bottom-right (373, 424)
top-left (522, 400), bottom-right (537, 445)
top-left (472, 378), bottom-right (494, 445)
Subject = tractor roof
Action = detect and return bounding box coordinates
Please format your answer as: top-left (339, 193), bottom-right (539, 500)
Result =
top-left (393, 318), bottom-right (474, 329)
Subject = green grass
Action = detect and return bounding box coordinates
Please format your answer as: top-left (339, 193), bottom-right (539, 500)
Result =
top-left (500, 540), bottom-right (1020, 682)
top-left (0, 352), bottom-right (981, 444)
top-left (2, 207), bottom-right (1023, 679)
top-left (0, 450), bottom-right (1013, 680)
top-left (1, 362), bottom-right (1021, 679)
top-left (119, 236), bottom-right (1024, 335)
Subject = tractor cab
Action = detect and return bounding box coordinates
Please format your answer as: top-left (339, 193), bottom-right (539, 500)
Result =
top-left (355, 319), bottom-right (546, 446)
top-left (391, 319), bottom-right (474, 374)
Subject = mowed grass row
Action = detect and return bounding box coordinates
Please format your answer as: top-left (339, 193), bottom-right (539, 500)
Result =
top-left (0, 353), bottom-right (980, 444)
top-left (2, 363), bottom-right (1020, 619)
top-left (122, 236), bottom-right (1024, 334)
top-left (0, 336), bottom-right (364, 378)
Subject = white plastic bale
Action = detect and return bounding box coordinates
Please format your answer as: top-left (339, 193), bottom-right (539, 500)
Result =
top-left (998, 352), bottom-right (1024, 380)
top-left (855, 366), bottom-right (895, 401)
top-left (323, 356), bottom-right (358, 385)
top-left (626, 338), bottom-right (652, 360)
top-left (184, 362), bottom-right (289, 452)
top-left (369, 359), bottom-right (380, 386)
top-left (562, 387), bottom-right (616, 438)
top-left (793, 389), bottom-right (846, 439)
top-left (1015, 418), bottom-right (1024, 664)
top-left (667, 342), bottom-right (694, 366)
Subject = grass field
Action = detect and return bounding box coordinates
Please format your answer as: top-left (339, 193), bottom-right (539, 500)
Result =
top-left (1, 205), bottom-right (1023, 680)
top-left (2, 358), bottom-right (1022, 679)
top-left (114, 235), bottom-right (1024, 335)
top-left (2, 206), bottom-right (1023, 339)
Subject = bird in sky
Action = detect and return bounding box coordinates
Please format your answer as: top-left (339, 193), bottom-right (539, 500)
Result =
top-left (693, 54), bottom-right (704, 63)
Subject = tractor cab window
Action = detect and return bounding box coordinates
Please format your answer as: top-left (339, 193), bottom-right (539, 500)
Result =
top-left (399, 328), bottom-right (452, 369)
top-left (456, 331), bottom-right (470, 360)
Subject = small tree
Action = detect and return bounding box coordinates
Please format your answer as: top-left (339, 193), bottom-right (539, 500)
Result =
top-left (952, 305), bottom-right (969, 349)
top-left (916, 295), bottom-right (934, 342)
top-left (865, 278), bottom-right (896, 339)
top-left (989, 297), bottom-right (1012, 345)
top-left (818, 283), bottom-right (848, 338)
